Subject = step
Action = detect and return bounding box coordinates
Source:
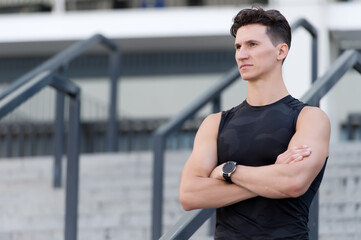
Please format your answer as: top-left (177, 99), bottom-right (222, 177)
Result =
top-left (0, 143), bottom-right (359, 239)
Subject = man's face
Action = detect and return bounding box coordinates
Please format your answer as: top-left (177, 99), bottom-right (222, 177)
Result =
top-left (234, 24), bottom-right (282, 81)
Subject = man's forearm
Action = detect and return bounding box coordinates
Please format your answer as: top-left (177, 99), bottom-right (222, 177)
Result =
top-left (179, 176), bottom-right (257, 210)
top-left (231, 164), bottom-right (300, 198)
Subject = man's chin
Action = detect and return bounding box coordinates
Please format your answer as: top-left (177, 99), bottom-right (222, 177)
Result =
top-left (240, 72), bottom-right (253, 81)
top-left (240, 75), bottom-right (254, 81)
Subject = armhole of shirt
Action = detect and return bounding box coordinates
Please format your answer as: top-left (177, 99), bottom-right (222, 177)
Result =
top-left (218, 111), bottom-right (227, 134)
top-left (293, 104), bottom-right (308, 133)
top-left (217, 111), bottom-right (227, 165)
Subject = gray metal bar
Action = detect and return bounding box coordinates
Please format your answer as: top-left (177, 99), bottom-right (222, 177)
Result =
top-left (291, 19), bottom-right (316, 36)
top-left (0, 34), bottom-right (117, 101)
top-left (0, 33), bottom-right (121, 155)
top-left (152, 134), bottom-right (166, 240)
top-left (353, 54), bottom-right (361, 74)
top-left (312, 35), bottom-right (318, 83)
top-left (106, 50), bottom-right (121, 152)
top-left (212, 96), bottom-right (221, 113)
top-left (159, 209), bottom-right (215, 240)
top-left (301, 50), bottom-right (360, 105)
top-left (54, 91), bottom-right (65, 188)
top-left (64, 88), bottom-right (81, 240)
top-left (208, 212), bottom-right (216, 236)
top-left (291, 18), bottom-right (318, 83)
top-left (51, 75), bottom-right (81, 97)
top-left (308, 192), bottom-right (319, 240)
top-left (53, 67), bottom-right (68, 188)
top-left (0, 71), bottom-right (54, 119)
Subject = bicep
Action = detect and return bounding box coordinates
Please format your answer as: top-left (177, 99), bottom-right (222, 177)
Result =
top-left (181, 113), bottom-right (221, 179)
top-left (288, 107), bottom-right (330, 184)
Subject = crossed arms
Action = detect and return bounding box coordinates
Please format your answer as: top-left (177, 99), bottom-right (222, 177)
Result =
top-left (179, 106), bottom-right (330, 211)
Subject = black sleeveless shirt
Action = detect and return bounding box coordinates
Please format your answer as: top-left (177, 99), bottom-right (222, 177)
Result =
top-left (215, 95), bottom-right (326, 240)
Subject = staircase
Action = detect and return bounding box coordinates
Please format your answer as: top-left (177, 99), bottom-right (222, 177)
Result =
top-left (0, 143), bottom-right (360, 240)
top-left (319, 142), bottom-right (361, 240)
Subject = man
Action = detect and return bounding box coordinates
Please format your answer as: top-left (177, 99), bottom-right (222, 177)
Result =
top-left (179, 7), bottom-right (330, 239)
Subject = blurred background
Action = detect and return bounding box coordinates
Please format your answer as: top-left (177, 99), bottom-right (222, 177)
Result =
top-left (0, 0), bottom-right (360, 240)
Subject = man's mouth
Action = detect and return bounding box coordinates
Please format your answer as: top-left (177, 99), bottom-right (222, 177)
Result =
top-left (240, 64), bottom-right (252, 69)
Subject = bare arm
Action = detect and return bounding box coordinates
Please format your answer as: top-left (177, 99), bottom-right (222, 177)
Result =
top-left (179, 113), bottom-right (257, 211)
top-left (222, 106), bottom-right (330, 198)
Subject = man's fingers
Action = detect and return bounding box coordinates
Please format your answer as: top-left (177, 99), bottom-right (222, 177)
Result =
top-left (290, 155), bottom-right (303, 164)
top-left (276, 145), bottom-right (312, 164)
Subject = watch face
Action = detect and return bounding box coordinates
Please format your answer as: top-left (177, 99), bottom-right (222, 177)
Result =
top-left (223, 161), bottom-right (236, 174)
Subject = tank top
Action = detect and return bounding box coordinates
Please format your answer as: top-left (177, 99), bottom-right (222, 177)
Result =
top-left (215, 95), bottom-right (326, 240)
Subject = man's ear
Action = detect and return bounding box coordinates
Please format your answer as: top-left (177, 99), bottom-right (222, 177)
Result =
top-left (277, 43), bottom-right (289, 61)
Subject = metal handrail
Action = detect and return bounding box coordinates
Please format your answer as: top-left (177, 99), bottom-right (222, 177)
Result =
top-left (0, 33), bottom-right (120, 150)
top-left (0, 71), bottom-right (81, 240)
top-left (1, 34), bottom-right (120, 187)
top-left (290, 18), bottom-right (318, 83)
top-left (159, 209), bottom-right (215, 240)
top-left (160, 49), bottom-right (361, 240)
top-left (151, 18), bottom-right (319, 240)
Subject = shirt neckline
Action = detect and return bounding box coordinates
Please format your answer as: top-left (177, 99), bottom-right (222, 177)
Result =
top-left (244, 95), bottom-right (292, 110)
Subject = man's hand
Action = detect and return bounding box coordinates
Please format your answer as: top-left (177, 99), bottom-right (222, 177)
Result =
top-left (209, 164), bottom-right (224, 180)
top-left (275, 145), bottom-right (312, 164)
top-left (210, 145), bottom-right (312, 182)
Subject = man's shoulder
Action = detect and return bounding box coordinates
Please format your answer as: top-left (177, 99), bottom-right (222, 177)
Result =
top-left (300, 106), bottom-right (329, 119)
top-left (197, 112), bottom-right (222, 134)
top-left (203, 112), bottom-right (222, 127)
top-left (297, 106), bottom-right (330, 130)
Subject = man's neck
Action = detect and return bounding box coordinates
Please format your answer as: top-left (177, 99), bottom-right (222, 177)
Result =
top-left (246, 76), bottom-right (289, 106)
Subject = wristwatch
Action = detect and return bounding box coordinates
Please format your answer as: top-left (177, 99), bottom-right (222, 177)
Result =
top-left (222, 161), bottom-right (237, 183)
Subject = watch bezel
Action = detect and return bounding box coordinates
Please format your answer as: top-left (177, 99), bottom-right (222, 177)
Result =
top-left (222, 161), bottom-right (237, 183)
top-left (222, 161), bottom-right (237, 175)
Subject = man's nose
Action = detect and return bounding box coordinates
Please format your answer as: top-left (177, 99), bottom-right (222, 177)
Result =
top-left (236, 47), bottom-right (249, 60)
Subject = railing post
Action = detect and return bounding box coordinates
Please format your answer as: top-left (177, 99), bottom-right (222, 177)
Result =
top-left (311, 34), bottom-right (318, 83)
top-left (309, 192), bottom-right (319, 240)
top-left (64, 90), bottom-right (81, 240)
top-left (54, 91), bottom-right (65, 188)
top-left (290, 18), bottom-right (318, 84)
top-left (106, 49), bottom-right (120, 152)
top-left (212, 95), bottom-right (221, 113)
top-left (152, 133), bottom-right (166, 240)
top-left (54, 66), bottom-right (67, 188)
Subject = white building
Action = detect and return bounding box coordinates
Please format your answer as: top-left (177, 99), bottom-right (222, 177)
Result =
top-left (0, 0), bottom-right (360, 143)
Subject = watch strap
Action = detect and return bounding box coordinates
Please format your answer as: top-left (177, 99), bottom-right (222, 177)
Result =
top-left (223, 173), bottom-right (233, 183)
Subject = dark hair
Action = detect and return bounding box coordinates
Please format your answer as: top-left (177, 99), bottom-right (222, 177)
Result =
top-left (230, 7), bottom-right (291, 49)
